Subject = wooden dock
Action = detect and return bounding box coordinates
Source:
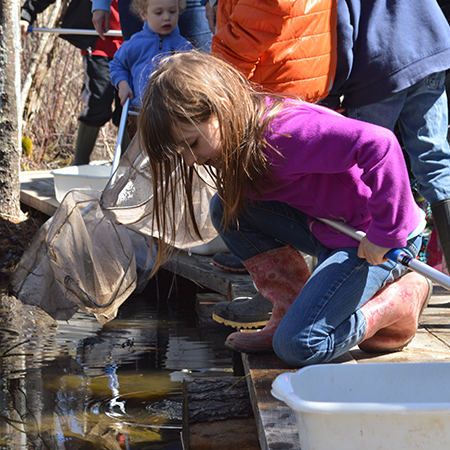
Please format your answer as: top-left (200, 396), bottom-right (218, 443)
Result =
top-left (19, 169), bottom-right (450, 450)
top-left (20, 170), bottom-right (59, 216)
top-left (242, 285), bottom-right (450, 450)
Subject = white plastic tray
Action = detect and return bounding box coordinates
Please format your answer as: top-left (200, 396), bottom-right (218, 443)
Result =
top-left (272, 362), bottom-right (450, 450)
top-left (51, 164), bottom-right (111, 202)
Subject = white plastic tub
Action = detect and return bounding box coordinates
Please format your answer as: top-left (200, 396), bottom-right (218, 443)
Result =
top-left (51, 164), bottom-right (111, 202)
top-left (271, 362), bottom-right (450, 450)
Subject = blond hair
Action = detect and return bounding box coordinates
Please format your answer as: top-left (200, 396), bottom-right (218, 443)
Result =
top-left (130, 0), bottom-right (186, 18)
top-left (137, 51), bottom-right (289, 272)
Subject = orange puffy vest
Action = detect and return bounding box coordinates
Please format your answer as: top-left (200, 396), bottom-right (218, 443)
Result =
top-left (212, 0), bottom-right (337, 102)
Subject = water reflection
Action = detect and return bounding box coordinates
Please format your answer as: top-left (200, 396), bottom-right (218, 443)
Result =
top-left (0, 272), bottom-right (233, 449)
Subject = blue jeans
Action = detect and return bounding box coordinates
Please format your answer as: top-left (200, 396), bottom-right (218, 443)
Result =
top-left (210, 195), bottom-right (423, 366)
top-left (178, 4), bottom-right (213, 52)
top-left (118, 0), bottom-right (144, 40)
top-left (347, 71), bottom-right (450, 204)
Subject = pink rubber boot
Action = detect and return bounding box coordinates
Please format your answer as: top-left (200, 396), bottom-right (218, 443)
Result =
top-left (225, 245), bottom-right (311, 353)
top-left (358, 272), bottom-right (432, 353)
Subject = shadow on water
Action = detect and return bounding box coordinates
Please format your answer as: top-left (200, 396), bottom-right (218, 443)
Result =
top-left (0, 270), bottom-right (234, 449)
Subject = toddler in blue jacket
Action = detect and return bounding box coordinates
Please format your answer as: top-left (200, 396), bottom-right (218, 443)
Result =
top-left (109, 0), bottom-right (193, 107)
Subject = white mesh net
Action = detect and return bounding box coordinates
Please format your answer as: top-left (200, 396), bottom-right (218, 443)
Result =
top-left (10, 137), bottom-right (219, 324)
top-left (100, 135), bottom-right (219, 249)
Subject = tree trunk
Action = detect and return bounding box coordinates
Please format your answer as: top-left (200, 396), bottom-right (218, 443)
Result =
top-left (20, 0), bottom-right (66, 125)
top-left (0, 0), bottom-right (23, 220)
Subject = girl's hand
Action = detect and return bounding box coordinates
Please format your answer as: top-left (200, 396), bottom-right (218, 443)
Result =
top-left (357, 236), bottom-right (390, 265)
top-left (118, 80), bottom-right (134, 106)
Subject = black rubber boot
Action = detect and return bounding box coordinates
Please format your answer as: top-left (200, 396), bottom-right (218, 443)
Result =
top-left (431, 199), bottom-right (450, 270)
top-left (212, 292), bottom-right (273, 329)
top-left (72, 123), bottom-right (100, 166)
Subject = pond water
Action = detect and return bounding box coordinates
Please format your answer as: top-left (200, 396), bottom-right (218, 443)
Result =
top-left (0, 271), bottom-right (234, 449)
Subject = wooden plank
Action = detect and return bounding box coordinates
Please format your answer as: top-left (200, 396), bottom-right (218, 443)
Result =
top-left (20, 190), bottom-right (58, 216)
top-left (187, 419), bottom-right (260, 450)
top-left (195, 293), bottom-right (228, 328)
top-left (240, 283), bottom-right (450, 450)
top-left (349, 328), bottom-right (450, 363)
top-left (241, 351), bottom-right (355, 450)
top-left (182, 376), bottom-right (259, 450)
top-left (244, 334), bottom-right (450, 450)
top-left (163, 250), bottom-right (255, 299)
top-left (20, 169), bottom-right (56, 182)
top-left (420, 283), bottom-right (450, 347)
top-left (20, 170), bottom-right (59, 216)
top-left (242, 353), bottom-right (300, 450)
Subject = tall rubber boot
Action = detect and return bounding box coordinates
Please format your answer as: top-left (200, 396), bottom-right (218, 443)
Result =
top-left (225, 245), bottom-right (311, 353)
top-left (72, 123), bottom-right (100, 166)
top-left (431, 199), bottom-right (450, 272)
top-left (358, 272), bottom-right (432, 353)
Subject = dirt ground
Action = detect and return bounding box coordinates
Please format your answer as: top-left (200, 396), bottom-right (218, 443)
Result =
top-left (0, 205), bottom-right (48, 287)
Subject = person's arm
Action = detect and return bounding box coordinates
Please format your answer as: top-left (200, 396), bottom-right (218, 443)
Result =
top-left (91, 0), bottom-right (113, 39)
top-left (320, 0), bottom-right (354, 112)
top-left (203, 0), bottom-right (217, 34)
top-left (211, 0), bottom-right (292, 78)
top-left (109, 44), bottom-right (134, 104)
top-left (20, 0), bottom-right (56, 28)
top-left (270, 105), bottom-right (421, 252)
top-left (117, 80), bottom-right (134, 105)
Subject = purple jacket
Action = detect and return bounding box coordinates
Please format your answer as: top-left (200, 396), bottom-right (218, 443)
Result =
top-left (255, 101), bottom-right (423, 249)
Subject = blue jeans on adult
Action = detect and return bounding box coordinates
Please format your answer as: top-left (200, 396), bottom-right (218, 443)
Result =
top-left (179, 1), bottom-right (213, 52)
top-left (118, 0), bottom-right (143, 40)
top-left (210, 194), bottom-right (423, 366)
top-left (347, 71), bottom-right (450, 204)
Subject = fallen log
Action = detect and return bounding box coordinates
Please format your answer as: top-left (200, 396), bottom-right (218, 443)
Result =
top-left (182, 376), bottom-right (260, 450)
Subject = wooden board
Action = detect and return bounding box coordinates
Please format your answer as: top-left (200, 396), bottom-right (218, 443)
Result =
top-left (182, 375), bottom-right (259, 449)
top-left (186, 419), bottom-right (260, 450)
top-left (163, 250), bottom-right (256, 300)
top-left (19, 170), bottom-right (59, 216)
top-left (241, 283), bottom-right (450, 450)
top-left (242, 352), bottom-right (355, 450)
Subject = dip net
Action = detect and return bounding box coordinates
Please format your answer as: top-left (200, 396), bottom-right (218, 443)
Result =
top-left (9, 138), bottom-right (219, 324)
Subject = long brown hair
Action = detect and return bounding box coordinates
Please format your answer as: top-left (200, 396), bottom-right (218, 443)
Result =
top-left (137, 51), bottom-right (289, 271)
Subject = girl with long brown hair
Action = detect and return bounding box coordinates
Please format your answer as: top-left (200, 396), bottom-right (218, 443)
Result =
top-left (137, 51), bottom-right (430, 366)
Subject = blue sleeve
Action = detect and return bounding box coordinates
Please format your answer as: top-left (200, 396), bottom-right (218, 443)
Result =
top-left (323, 0), bottom-right (355, 108)
top-left (91, 0), bottom-right (112, 12)
top-left (109, 44), bottom-right (132, 88)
